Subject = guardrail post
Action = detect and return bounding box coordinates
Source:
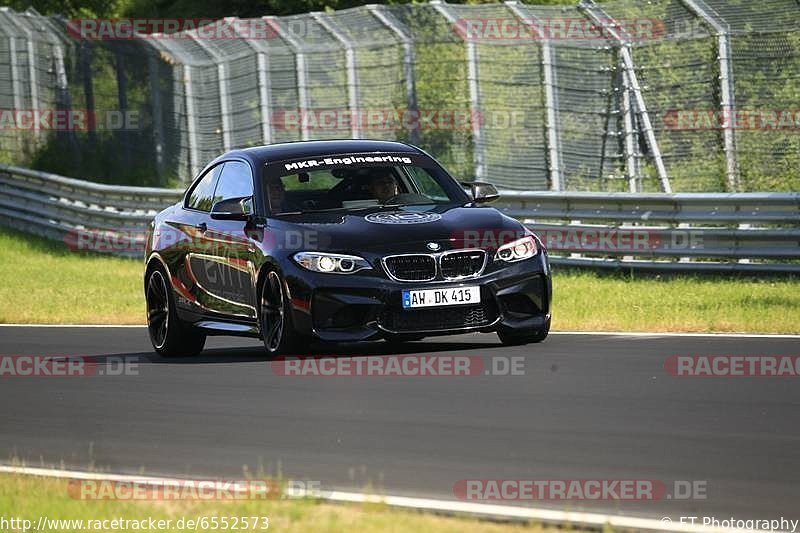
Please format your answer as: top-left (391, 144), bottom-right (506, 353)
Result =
top-left (431, 0), bottom-right (486, 180)
top-left (679, 0), bottom-right (738, 192)
top-left (265, 17), bottom-right (310, 141)
top-left (580, 0), bottom-right (672, 193)
top-left (368, 5), bottom-right (420, 145)
top-left (505, 1), bottom-right (564, 191)
top-left (312, 13), bottom-right (361, 139)
top-left (225, 17), bottom-right (273, 146)
top-left (186, 31), bottom-right (232, 152)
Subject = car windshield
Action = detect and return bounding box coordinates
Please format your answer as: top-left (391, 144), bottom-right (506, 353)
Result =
top-left (263, 156), bottom-right (467, 215)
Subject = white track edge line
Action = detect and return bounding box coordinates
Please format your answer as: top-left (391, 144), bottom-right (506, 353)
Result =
top-left (0, 323), bottom-right (797, 338)
top-left (0, 465), bottom-right (784, 533)
top-left (0, 324), bottom-right (145, 328)
top-left (549, 331), bottom-right (800, 338)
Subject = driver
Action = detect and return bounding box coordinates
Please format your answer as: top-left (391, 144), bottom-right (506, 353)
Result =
top-left (366, 169), bottom-right (399, 204)
top-left (267, 177), bottom-right (303, 213)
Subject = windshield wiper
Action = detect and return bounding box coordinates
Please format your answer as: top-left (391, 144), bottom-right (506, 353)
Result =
top-left (274, 202), bottom-right (441, 216)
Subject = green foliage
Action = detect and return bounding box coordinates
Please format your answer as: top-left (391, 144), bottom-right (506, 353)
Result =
top-left (6, 0), bottom-right (576, 19)
top-left (4, 0), bottom-right (798, 191)
top-left (5, 0), bottom-right (122, 17)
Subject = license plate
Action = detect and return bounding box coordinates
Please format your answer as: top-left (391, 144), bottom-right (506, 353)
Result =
top-left (402, 286), bottom-right (481, 309)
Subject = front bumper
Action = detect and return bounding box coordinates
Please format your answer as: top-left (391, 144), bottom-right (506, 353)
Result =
top-left (283, 251), bottom-right (551, 342)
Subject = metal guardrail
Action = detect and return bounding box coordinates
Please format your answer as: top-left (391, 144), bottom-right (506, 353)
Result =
top-left (0, 164), bottom-right (181, 256)
top-left (1, 164), bottom-right (798, 272)
top-left (495, 191), bottom-right (800, 272)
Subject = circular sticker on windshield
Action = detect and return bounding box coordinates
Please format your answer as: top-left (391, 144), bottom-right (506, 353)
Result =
top-left (365, 212), bottom-right (442, 225)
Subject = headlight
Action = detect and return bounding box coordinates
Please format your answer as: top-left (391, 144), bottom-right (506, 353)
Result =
top-left (293, 252), bottom-right (371, 274)
top-left (495, 236), bottom-right (538, 262)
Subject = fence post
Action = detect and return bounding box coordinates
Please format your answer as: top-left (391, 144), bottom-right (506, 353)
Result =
top-left (30, 9), bottom-right (71, 115)
top-left (51, 41), bottom-right (81, 164)
top-left (580, 0), bottom-right (672, 193)
top-left (79, 40), bottom-right (97, 147)
top-left (680, 0), bottom-right (738, 191)
top-left (14, 22), bottom-right (40, 139)
top-left (6, 34), bottom-right (23, 150)
top-left (265, 17), bottom-right (310, 141)
top-left (368, 5), bottom-right (420, 145)
top-left (619, 55), bottom-right (640, 191)
top-left (186, 31), bottom-right (232, 152)
top-left (147, 53), bottom-right (164, 178)
top-left (225, 17), bottom-right (272, 146)
top-left (114, 49), bottom-right (132, 169)
top-left (431, 0), bottom-right (486, 180)
top-left (312, 13), bottom-right (360, 139)
top-left (183, 65), bottom-right (200, 178)
top-left (504, 1), bottom-right (563, 191)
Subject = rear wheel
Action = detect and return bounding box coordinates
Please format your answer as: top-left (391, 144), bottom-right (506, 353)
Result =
top-left (145, 267), bottom-right (206, 357)
top-left (259, 270), bottom-right (300, 356)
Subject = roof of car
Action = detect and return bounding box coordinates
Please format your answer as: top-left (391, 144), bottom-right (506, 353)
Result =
top-left (215, 139), bottom-right (423, 167)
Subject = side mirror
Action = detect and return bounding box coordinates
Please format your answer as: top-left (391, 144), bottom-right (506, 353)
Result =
top-left (210, 196), bottom-right (253, 220)
top-left (462, 181), bottom-right (500, 203)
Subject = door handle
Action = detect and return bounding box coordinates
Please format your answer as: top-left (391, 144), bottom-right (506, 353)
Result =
top-left (194, 222), bottom-right (207, 233)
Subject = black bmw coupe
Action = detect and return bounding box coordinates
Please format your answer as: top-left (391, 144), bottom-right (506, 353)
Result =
top-left (144, 140), bottom-right (551, 357)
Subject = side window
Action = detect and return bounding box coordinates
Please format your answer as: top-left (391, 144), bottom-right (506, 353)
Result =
top-left (185, 165), bottom-right (222, 212)
top-left (213, 161), bottom-right (254, 204)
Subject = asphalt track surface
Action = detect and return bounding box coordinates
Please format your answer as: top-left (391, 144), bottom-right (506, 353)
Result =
top-left (0, 326), bottom-right (798, 523)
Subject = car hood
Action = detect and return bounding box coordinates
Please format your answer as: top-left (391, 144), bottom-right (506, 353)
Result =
top-left (269, 204), bottom-right (527, 255)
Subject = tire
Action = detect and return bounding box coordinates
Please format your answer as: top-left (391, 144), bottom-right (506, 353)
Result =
top-left (145, 267), bottom-right (206, 357)
top-left (497, 322), bottom-right (550, 346)
top-left (259, 269), bottom-right (301, 356)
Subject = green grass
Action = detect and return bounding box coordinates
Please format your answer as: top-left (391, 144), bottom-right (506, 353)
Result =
top-left (0, 227), bottom-right (144, 324)
top-left (0, 473), bottom-right (565, 533)
top-left (0, 226), bottom-right (798, 333)
top-left (553, 270), bottom-right (800, 333)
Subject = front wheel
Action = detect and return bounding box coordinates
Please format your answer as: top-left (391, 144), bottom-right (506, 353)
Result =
top-left (145, 267), bottom-right (206, 357)
top-left (259, 270), bottom-right (301, 356)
